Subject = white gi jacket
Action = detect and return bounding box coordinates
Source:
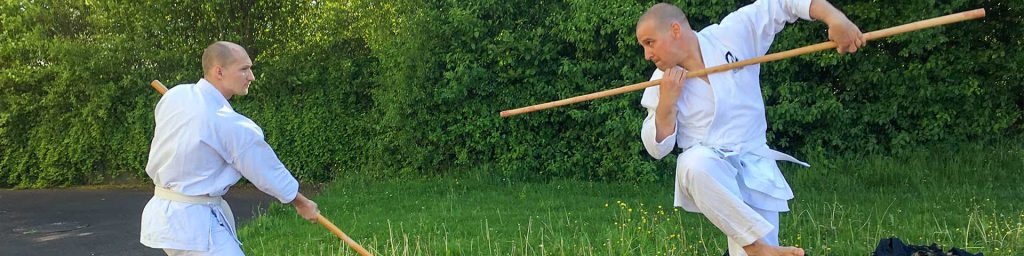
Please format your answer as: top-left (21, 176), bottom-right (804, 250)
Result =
top-left (641, 0), bottom-right (813, 212)
top-left (141, 79), bottom-right (299, 251)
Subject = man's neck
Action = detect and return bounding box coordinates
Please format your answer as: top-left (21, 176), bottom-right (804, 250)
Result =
top-left (203, 77), bottom-right (233, 100)
top-left (679, 30), bottom-right (705, 72)
top-left (676, 30), bottom-right (709, 83)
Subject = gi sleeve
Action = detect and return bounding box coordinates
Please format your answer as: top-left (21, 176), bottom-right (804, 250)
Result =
top-left (232, 139), bottom-right (300, 204)
top-left (715, 0), bottom-right (812, 56)
top-left (213, 115), bottom-right (300, 204)
top-left (640, 69), bottom-right (676, 160)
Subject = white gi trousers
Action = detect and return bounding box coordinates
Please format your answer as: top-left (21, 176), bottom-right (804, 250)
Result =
top-left (162, 211), bottom-right (244, 256)
top-left (676, 145), bottom-right (783, 256)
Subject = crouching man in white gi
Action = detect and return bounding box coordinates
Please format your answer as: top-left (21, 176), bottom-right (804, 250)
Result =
top-left (141, 41), bottom-right (321, 255)
top-left (636, 1), bottom-right (864, 255)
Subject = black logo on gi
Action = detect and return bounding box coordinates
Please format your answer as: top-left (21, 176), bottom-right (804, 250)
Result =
top-left (725, 51), bottom-right (740, 73)
top-left (725, 51), bottom-right (739, 63)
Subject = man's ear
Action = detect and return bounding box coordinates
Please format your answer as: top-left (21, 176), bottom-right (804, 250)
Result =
top-left (671, 22), bottom-right (682, 38)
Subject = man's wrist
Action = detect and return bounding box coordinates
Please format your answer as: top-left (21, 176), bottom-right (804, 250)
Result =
top-left (823, 14), bottom-right (850, 28)
top-left (657, 101), bottom-right (678, 115)
top-left (290, 193), bottom-right (308, 206)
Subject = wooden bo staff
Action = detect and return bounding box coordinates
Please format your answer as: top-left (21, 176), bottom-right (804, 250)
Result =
top-left (317, 214), bottom-right (373, 256)
top-left (148, 80), bottom-right (374, 256)
top-left (499, 8), bottom-right (986, 118)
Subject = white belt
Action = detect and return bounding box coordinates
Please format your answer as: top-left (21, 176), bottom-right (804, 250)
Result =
top-left (154, 186), bottom-right (223, 204)
top-left (153, 187), bottom-right (239, 244)
top-left (708, 139), bottom-right (810, 167)
top-left (748, 145), bottom-right (809, 167)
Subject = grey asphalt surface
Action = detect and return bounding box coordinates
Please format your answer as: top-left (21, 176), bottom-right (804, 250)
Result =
top-left (0, 185), bottom-right (293, 256)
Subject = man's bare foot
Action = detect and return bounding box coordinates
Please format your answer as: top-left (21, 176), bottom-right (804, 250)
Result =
top-left (742, 239), bottom-right (805, 256)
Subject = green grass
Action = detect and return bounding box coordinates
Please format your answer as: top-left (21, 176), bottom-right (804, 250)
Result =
top-left (239, 143), bottom-right (1024, 255)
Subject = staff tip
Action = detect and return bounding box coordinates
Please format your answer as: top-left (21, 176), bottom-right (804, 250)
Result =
top-left (969, 8), bottom-right (986, 18)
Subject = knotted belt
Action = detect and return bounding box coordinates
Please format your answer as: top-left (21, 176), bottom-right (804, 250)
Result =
top-left (153, 186), bottom-right (239, 244)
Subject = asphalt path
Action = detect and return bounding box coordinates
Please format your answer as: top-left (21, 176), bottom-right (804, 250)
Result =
top-left (0, 185), bottom-right (293, 256)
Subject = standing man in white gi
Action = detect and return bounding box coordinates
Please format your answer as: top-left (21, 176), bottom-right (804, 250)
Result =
top-left (141, 41), bottom-right (321, 255)
top-left (636, 1), bottom-right (863, 255)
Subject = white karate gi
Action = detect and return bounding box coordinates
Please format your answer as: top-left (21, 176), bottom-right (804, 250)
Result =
top-left (141, 79), bottom-right (300, 254)
top-left (640, 0), bottom-right (814, 255)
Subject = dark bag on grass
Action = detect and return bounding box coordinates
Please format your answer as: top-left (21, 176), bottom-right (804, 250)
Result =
top-left (872, 237), bottom-right (983, 256)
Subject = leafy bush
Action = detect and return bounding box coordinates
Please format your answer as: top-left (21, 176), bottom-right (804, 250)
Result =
top-left (1, 0), bottom-right (1020, 187)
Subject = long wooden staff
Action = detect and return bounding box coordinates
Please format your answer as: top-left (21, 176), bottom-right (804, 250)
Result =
top-left (149, 80), bottom-right (374, 256)
top-left (499, 8), bottom-right (986, 118)
top-left (317, 214), bottom-right (373, 256)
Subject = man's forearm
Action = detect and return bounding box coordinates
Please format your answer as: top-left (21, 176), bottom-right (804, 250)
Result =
top-left (809, 0), bottom-right (848, 25)
top-left (654, 102), bottom-right (677, 142)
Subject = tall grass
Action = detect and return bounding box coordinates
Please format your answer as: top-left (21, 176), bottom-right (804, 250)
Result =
top-left (239, 142), bottom-right (1023, 255)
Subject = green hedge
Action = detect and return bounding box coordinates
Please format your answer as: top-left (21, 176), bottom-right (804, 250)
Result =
top-left (1, 0), bottom-right (1020, 188)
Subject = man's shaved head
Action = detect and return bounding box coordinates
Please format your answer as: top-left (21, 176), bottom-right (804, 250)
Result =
top-left (638, 3), bottom-right (690, 30)
top-left (201, 41), bottom-right (255, 99)
top-left (636, 3), bottom-right (697, 72)
top-left (202, 41), bottom-right (244, 76)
